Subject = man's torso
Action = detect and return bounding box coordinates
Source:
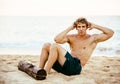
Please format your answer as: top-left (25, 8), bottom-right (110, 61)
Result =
top-left (68, 34), bottom-right (97, 66)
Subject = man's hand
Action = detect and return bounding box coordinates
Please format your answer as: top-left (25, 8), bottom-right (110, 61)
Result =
top-left (88, 22), bottom-right (93, 30)
top-left (88, 22), bottom-right (97, 30)
top-left (70, 25), bottom-right (76, 30)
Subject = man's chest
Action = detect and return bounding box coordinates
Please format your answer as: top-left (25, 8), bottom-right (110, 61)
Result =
top-left (70, 37), bottom-right (93, 46)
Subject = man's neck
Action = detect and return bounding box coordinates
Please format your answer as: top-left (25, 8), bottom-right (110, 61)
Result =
top-left (77, 33), bottom-right (88, 39)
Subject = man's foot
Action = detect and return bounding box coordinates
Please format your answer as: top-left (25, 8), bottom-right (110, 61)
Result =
top-left (36, 69), bottom-right (47, 80)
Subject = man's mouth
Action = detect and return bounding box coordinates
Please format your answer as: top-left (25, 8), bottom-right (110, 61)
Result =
top-left (79, 31), bottom-right (83, 33)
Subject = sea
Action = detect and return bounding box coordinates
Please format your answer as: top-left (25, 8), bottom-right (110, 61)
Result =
top-left (0, 16), bottom-right (120, 56)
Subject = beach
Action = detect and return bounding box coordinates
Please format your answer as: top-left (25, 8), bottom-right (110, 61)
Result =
top-left (0, 55), bottom-right (120, 84)
top-left (0, 16), bottom-right (120, 84)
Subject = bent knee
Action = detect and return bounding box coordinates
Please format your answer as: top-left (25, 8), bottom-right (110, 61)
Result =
top-left (42, 43), bottom-right (51, 50)
top-left (50, 43), bottom-right (61, 49)
top-left (52, 43), bottom-right (59, 46)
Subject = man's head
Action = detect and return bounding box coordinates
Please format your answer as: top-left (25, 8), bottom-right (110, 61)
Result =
top-left (73, 17), bottom-right (89, 36)
top-left (73, 17), bottom-right (89, 28)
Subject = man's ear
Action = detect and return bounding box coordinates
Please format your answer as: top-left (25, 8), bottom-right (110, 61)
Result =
top-left (76, 27), bottom-right (78, 30)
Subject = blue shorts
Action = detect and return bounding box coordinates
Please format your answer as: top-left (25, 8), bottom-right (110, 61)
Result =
top-left (52, 52), bottom-right (82, 76)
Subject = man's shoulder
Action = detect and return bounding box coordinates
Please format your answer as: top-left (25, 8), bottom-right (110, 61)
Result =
top-left (66, 34), bottom-right (76, 43)
top-left (90, 34), bottom-right (100, 43)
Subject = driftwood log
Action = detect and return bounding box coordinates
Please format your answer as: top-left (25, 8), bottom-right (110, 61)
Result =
top-left (18, 61), bottom-right (47, 80)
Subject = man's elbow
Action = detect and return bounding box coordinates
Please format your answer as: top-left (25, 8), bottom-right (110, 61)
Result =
top-left (54, 38), bottom-right (65, 44)
top-left (54, 38), bottom-right (60, 43)
top-left (109, 30), bottom-right (114, 38)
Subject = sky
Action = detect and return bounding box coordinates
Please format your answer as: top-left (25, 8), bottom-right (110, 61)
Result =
top-left (0, 0), bottom-right (120, 16)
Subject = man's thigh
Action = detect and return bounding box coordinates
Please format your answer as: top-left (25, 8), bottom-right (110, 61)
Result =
top-left (55, 44), bottom-right (67, 66)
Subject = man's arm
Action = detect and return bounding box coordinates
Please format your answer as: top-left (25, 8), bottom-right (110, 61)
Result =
top-left (54, 26), bottom-right (74, 44)
top-left (90, 23), bottom-right (114, 42)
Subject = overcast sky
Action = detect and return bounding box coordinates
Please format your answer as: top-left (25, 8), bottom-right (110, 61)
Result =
top-left (0, 0), bottom-right (120, 16)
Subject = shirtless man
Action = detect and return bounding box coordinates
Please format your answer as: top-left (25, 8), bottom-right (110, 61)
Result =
top-left (39, 17), bottom-right (114, 76)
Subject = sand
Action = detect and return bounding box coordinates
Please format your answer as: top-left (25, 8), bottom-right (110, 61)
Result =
top-left (0, 55), bottom-right (120, 84)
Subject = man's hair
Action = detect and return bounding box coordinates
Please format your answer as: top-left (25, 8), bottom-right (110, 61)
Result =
top-left (73, 17), bottom-right (89, 28)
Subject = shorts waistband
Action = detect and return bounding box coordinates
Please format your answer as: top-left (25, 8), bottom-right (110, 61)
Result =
top-left (74, 57), bottom-right (81, 64)
top-left (78, 59), bottom-right (81, 64)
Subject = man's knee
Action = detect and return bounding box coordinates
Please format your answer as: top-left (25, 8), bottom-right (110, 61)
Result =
top-left (42, 43), bottom-right (51, 50)
top-left (50, 43), bottom-right (62, 51)
top-left (51, 43), bottom-right (60, 48)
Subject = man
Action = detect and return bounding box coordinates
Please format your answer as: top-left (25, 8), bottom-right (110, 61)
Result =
top-left (39, 17), bottom-right (114, 76)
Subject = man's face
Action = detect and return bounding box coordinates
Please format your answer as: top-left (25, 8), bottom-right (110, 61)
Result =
top-left (76, 23), bottom-right (87, 36)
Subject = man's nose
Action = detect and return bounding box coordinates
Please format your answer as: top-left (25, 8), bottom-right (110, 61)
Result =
top-left (79, 28), bottom-right (82, 30)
